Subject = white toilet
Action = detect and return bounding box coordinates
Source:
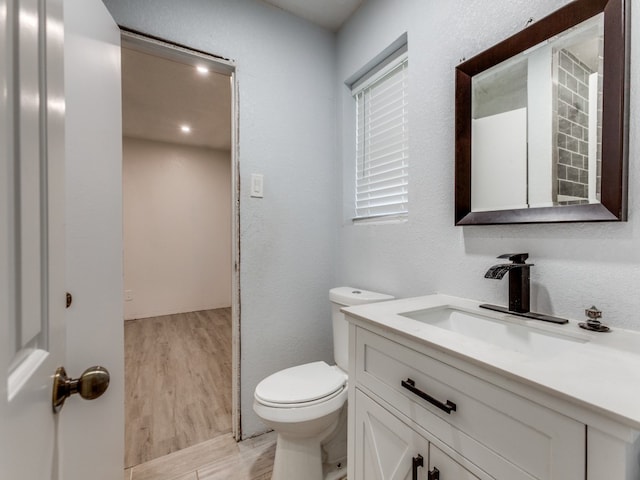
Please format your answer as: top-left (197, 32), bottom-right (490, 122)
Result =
top-left (253, 287), bottom-right (394, 480)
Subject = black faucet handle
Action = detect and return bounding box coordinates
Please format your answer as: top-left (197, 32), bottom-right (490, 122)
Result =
top-left (497, 253), bottom-right (529, 264)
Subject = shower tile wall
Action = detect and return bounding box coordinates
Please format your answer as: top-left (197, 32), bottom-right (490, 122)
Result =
top-left (556, 49), bottom-right (592, 202)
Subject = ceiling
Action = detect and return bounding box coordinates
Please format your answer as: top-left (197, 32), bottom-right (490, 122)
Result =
top-left (121, 1), bottom-right (365, 150)
top-left (261, 0), bottom-right (364, 31)
top-left (121, 47), bottom-right (232, 151)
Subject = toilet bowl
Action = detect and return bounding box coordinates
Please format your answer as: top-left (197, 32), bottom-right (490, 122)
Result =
top-left (254, 362), bottom-right (348, 480)
top-left (253, 287), bottom-right (394, 480)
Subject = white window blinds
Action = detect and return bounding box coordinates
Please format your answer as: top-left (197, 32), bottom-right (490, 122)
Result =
top-left (353, 53), bottom-right (408, 220)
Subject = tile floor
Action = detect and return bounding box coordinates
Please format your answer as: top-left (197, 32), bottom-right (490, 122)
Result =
top-left (124, 431), bottom-right (275, 480)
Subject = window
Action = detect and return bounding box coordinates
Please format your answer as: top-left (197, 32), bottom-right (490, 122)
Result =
top-left (353, 49), bottom-right (408, 220)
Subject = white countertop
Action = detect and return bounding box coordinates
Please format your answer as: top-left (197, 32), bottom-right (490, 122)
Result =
top-left (342, 294), bottom-right (640, 432)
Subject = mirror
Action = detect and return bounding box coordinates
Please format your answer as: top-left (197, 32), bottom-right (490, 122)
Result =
top-left (455, 0), bottom-right (628, 225)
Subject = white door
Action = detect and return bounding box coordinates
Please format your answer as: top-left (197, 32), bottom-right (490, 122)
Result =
top-left (0, 0), bottom-right (124, 478)
top-left (0, 0), bottom-right (67, 476)
top-left (62, 0), bottom-right (123, 479)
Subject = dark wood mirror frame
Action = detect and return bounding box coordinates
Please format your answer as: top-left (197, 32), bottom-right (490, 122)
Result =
top-left (455, 0), bottom-right (629, 225)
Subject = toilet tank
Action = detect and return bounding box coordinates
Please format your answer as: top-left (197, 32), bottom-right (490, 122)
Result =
top-left (329, 287), bottom-right (394, 371)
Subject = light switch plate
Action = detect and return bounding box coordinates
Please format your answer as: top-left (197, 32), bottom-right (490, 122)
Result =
top-left (251, 173), bottom-right (264, 198)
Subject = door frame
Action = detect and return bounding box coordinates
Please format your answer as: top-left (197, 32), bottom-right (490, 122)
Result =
top-left (120, 30), bottom-right (242, 440)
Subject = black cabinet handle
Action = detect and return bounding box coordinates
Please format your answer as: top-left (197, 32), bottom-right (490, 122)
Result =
top-left (412, 454), bottom-right (424, 480)
top-left (428, 466), bottom-right (440, 480)
top-left (401, 378), bottom-right (457, 414)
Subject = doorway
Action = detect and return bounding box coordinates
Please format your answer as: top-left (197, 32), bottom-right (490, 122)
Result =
top-left (119, 31), bottom-right (240, 468)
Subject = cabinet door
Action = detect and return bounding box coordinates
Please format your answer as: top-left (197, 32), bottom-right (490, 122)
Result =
top-left (354, 389), bottom-right (430, 480)
top-left (429, 444), bottom-right (480, 480)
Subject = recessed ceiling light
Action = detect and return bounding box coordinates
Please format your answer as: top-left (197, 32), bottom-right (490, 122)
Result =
top-left (196, 65), bottom-right (209, 74)
top-left (180, 125), bottom-right (191, 133)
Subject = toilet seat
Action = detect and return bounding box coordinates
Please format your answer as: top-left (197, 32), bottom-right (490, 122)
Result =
top-left (254, 361), bottom-right (347, 408)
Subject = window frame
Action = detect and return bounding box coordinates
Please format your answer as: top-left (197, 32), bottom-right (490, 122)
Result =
top-left (351, 47), bottom-right (409, 222)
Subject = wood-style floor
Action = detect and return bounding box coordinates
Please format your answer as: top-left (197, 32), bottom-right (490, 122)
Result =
top-left (124, 432), bottom-right (276, 480)
top-left (125, 309), bottom-right (233, 467)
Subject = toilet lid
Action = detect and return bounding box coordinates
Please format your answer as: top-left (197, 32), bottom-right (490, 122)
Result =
top-left (255, 361), bottom-right (347, 405)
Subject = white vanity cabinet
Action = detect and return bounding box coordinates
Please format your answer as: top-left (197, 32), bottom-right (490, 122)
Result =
top-left (349, 326), bottom-right (585, 479)
top-left (345, 295), bottom-right (640, 480)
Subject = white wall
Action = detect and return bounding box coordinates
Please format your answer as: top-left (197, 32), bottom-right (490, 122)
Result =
top-left (337, 0), bottom-right (640, 329)
top-left (102, 0), bottom-right (337, 437)
top-left (122, 137), bottom-right (231, 320)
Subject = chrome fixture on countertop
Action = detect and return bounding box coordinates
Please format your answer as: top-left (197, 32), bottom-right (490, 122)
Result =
top-left (579, 306), bottom-right (611, 332)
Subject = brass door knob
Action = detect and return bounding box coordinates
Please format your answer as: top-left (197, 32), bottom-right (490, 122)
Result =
top-left (52, 365), bottom-right (110, 413)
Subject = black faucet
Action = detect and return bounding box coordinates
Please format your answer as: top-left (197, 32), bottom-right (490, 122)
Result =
top-left (480, 253), bottom-right (568, 324)
top-left (484, 253), bottom-right (532, 313)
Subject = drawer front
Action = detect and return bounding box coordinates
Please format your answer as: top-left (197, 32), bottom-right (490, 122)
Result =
top-left (355, 327), bottom-right (586, 480)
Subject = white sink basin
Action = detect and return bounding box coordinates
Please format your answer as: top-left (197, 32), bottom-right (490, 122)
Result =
top-left (400, 306), bottom-right (588, 358)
